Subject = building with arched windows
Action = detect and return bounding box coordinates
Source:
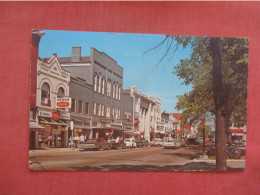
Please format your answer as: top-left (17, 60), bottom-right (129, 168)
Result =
top-left (35, 55), bottom-right (71, 148)
top-left (60, 47), bottom-right (128, 140)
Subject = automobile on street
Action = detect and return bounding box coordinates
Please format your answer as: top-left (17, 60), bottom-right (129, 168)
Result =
top-left (124, 138), bottom-right (136, 148)
top-left (163, 138), bottom-right (181, 149)
top-left (79, 139), bottom-right (111, 151)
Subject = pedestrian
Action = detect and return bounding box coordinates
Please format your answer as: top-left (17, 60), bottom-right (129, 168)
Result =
top-left (80, 134), bottom-right (84, 144)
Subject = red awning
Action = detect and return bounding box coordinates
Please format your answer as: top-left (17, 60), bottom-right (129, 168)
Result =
top-left (229, 129), bottom-right (244, 133)
top-left (134, 119), bottom-right (140, 125)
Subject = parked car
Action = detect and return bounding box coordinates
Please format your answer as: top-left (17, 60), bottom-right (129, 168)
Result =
top-left (150, 138), bottom-right (163, 146)
top-left (136, 139), bottom-right (149, 147)
top-left (124, 138), bottom-right (136, 148)
top-left (162, 138), bottom-right (181, 149)
top-left (79, 139), bottom-right (111, 150)
top-left (107, 139), bottom-right (126, 149)
top-left (194, 137), bottom-right (204, 145)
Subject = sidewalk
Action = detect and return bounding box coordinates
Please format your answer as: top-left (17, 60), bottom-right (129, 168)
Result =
top-left (29, 147), bottom-right (80, 156)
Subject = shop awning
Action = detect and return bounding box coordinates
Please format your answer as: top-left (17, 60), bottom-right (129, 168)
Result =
top-left (39, 117), bottom-right (69, 125)
top-left (29, 121), bottom-right (47, 131)
top-left (229, 129), bottom-right (244, 133)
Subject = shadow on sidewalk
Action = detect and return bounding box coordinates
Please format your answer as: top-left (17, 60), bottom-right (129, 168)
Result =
top-left (70, 162), bottom-right (244, 171)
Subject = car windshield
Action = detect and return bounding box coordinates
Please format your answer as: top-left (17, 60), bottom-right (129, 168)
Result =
top-left (125, 139), bottom-right (130, 142)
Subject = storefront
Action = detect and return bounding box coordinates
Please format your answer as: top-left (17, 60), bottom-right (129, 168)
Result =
top-left (29, 121), bottom-right (47, 149)
top-left (123, 123), bottom-right (134, 138)
top-left (37, 110), bottom-right (70, 148)
top-left (71, 115), bottom-right (92, 138)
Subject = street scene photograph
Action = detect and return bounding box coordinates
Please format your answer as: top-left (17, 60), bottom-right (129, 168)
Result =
top-left (29, 30), bottom-right (248, 171)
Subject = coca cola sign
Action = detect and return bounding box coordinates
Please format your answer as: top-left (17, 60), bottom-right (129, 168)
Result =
top-left (52, 111), bottom-right (60, 120)
top-left (56, 97), bottom-right (71, 108)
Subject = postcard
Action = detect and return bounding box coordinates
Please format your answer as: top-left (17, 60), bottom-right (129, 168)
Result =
top-left (29, 30), bottom-right (247, 171)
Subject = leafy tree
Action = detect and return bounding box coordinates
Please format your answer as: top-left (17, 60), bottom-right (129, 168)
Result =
top-left (150, 35), bottom-right (248, 170)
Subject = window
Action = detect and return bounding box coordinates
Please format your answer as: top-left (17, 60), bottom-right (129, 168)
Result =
top-left (115, 84), bottom-right (118, 99)
top-left (107, 81), bottom-right (111, 97)
top-left (85, 102), bottom-right (89, 115)
top-left (102, 78), bottom-right (105, 95)
top-left (98, 76), bottom-right (101, 93)
top-left (94, 74), bottom-right (97, 92)
top-left (112, 84), bottom-right (115, 98)
top-left (41, 82), bottom-right (51, 106)
top-left (106, 106), bottom-right (110, 118)
top-left (93, 102), bottom-right (96, 115)
top-left (118, 86), bottom-right (121, 100)
top-left (112, 108), bottom-right (115, 118)
top-left (57, 87), bottom-right (65, 98)
top-left (78, 100), bottom-right (83, 113)
top-left (96, 103), bottom-right (101, 116)
top-left (101, 104), bottom-right (104, 116)
top-left (71, 98), bottom-right (76, 112)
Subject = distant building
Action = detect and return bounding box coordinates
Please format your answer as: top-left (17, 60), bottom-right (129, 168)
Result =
top-left (124, 86), bottom-right (159, 142)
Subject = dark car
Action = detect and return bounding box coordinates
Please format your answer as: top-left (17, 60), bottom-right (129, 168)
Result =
top-left (79, 139), bottom-right (111, 150)
top-left (107, 139), bottom-right (126, 149)
top-left (136, 139), bottom-right (149, 147)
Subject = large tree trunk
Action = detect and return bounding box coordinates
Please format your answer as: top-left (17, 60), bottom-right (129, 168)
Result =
top-left (210, 37), bottom-right (227, 171)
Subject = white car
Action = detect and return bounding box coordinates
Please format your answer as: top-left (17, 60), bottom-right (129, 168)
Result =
top-left (150, 138), bottom-right (163, 146)
top-left (124, 138), bottom-right (136, 148)
top-left (163, 138), bottom-right (181, 149)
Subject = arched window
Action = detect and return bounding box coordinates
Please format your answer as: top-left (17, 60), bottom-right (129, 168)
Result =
top-left (102, 78), bottom-right (105, 95)
top-left (57, 87), bottom-right (65, 98)
top-left (115, 84), bottom-right (118, 99)
top-left (94, 74), bottom-right (97, 92)
top-left (93, 102), bottom-right (97, 115)
top-left (118, 86), bottom-right (121, 100)
top-left (107, 80), bottom-right (111, 97)
top-left (41, 82), bottom-right (51, 106)
top-left (98, 76), bottom-right (101, 93)
top-left (112, 84), bottom-right (115, 98)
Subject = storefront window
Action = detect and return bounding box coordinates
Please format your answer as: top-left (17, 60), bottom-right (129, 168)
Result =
top-left (41, 82), bottom-right (51, 106)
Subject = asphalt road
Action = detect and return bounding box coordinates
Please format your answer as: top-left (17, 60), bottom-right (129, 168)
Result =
top-left (29, 145), bottom-right (245, 171)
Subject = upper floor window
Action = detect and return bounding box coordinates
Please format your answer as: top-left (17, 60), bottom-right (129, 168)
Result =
top-left (98, 76), bottom-right (101, 93)
top-left (78, 100), bottom-right (83, 114)
top-left (93, 102), bottom-right (97, 115)
top-left (57, 87), bottom-right (65, 98)
top-left (41, 82), bottom-right (51, 106)
top-left (106, 106), bottom-right (110, 118)
top-left (107, 81), bottom-right (111, 97)
top-left (102, 78), bottom-right (105, 95)
top-left (115, 84), bottom-right (118, 99)
top-left (85, 102), bottom-right (89, 115)
top-left (94, 74), bottom-right (98, 92)
top-left (112, 84), bottom-right (115, 98)
top-left (118, 86), bottom-right (121, 100)
top-left (101, 104), bottom-right (105, 116)
top-left (71, 98), bottom-right (76, 112)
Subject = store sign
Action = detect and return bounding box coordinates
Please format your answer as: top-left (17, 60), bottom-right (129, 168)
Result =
top-left (52, 111), bottom-right (60, 120)
top-left (60, 113), bottom-right (70, 120)
top-left (38, 111), bottom-right (52, 118)
top-left (56, 97), bottom-right (71, 108)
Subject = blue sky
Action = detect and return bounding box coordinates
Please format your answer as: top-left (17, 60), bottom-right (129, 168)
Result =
top-left (39, 30), bottom-right (192, 113)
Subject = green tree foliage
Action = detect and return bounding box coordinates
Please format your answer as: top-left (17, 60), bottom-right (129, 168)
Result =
top-left (172, 36), bottom-right (248, 126)
top-left (151, 35), bottom-right (248, 170)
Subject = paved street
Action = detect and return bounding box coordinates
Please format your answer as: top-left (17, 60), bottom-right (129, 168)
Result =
top-left (29, 145), bottom-right (245, 171)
